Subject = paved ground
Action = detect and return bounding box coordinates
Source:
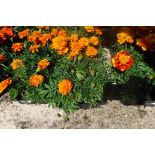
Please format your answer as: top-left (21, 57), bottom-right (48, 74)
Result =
top-left (0, 93), bottom-right (155, 129)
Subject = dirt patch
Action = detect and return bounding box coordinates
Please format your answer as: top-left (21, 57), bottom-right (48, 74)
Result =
top-left (0, 94), bottom-right (155, 128)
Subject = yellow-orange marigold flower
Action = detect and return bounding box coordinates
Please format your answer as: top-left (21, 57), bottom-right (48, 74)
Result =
top-left (70, 41), bottom-right (82, 53)
top-left (117, 28), bottom-right (134, 45)
top-left (0, 78), bottom-right (12, 94)
top-left (29, 44), bottom-right (40, 53)
top-left (86, 46), bottom-right (98, 57)
top-left (68, 51), bottom-right (78, 59)
top-left (90, 36), bottom-right (99, 45)
top-left (38, 33), bottom-right (52, 46)
top-left (58, 29), bottom-right (67, 37)
top-left (0, 54), bottom-right (7, 62)
top-left (112, 50), bottom-right (134, 71)
top-left (18, 29), bottom-right (30, 39)
top-left (84, 26), bottom-right (95, 33)
top-left (37, 58), bottom-right (50, 70)
top-left (11, 59), bottom-right (24, 70)
top-left (69, 34), bottom-right (78, 42)
top-left (51, 36), bottom-right (68, 51)
top-left (58, 79), bottom-right (73, 96)
top-left (28, 31), bottom-right (42, 43)
top-left (29, 74), bottom-right (44, 87)
top-left (68, 41), bottom-right (82, 59)
top-left (51, 28), bottom-right (59, 36)
top-left (12, 43), bottom-right (23, 52)
top-left (79, 37), bottom-right (89, 48)
top-left (36, 26), bottom-right (48, 30)
top-left (58, 47), bottom-right (69, 55)
top-left (117, 32), bottom-right (134, 45)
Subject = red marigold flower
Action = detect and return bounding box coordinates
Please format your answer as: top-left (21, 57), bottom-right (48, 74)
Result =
top-left (12, 43), bottom-right (23, 52)
top-left (112, 50), bottom-right (134, 71)
top-left (2, 27), bottom-right (14, 37)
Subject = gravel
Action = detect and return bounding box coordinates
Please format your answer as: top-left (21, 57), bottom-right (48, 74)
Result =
top-left (0, 93), bottom-right (155, 129)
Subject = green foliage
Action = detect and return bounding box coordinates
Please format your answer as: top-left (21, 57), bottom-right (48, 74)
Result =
top-left (37, 46), bottom-right (109, 112)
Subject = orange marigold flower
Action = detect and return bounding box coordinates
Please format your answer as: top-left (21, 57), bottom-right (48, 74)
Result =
top-left (79, 37), bottom-right (89, 48)
top-left (29, 74), bottom-right (44, 87)
top-left (84, 26), bottom-right (95, 33)
top-left (12, 43), bottom-right (23, 52)
top-left (38, 33), bottom-right (51, 46)
top-left (37, 58), bottom-right (50, 70)
top-left (68, 51), bottom-right (79, 59)
top-left (36, 26), bottom-right (48, 30)
top-left (11, 59), bottom-right (24, 70)
top-left (94, 27), bottom-right (103, 35)
top-left (58, 29), bottom-right (67, 37)
top-left (70, 41), bottom-right (82, 53)
top-left (69, 34), bottom-right (78, 42)
top-left (117, 32), bottom-right (134, 45)
top-left (112, 50), bottom-right (134, 72)
top-left (90, 36), bottom-right (99, 45)
top-left (68, 41), bottom-right (82, 59)
top-left (18, 29), bottom-right (30, 39)
top-left (0, 54), bottom-right (7, 62)
top-left (0, 27), bottom-right (14, 44)
top-left (28, 31), bottom-right (42, 43)
top-left (86, 46), bottom-right (98, 57)
top-left (51, 36), bottom-right (68, 51)
top-left (0, 30), bottom-right (6, 41)
top-left (58, 47), bottom-right (69, 55)
top-left (0, 78), bottom-right (12, 94)
top-left (29, 44), bottom-right (40, 53)
top-left (117, 28), bottom-right (134, 45)
top-left (2, 27), bottom-right (14, 37)
top-left (58, 79), bottom-right (73, 96)
top-left (31, 31), bottom-right (42, 37)
top-left (51, 28), bottom-right (59, 36)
